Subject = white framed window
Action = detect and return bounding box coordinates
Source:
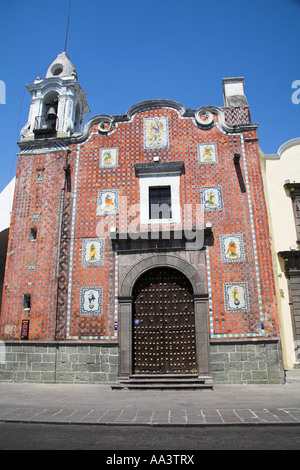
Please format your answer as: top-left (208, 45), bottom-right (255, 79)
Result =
top-left (139, 174), bottom-right (181, 225)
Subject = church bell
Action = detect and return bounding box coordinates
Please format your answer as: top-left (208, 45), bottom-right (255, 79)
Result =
top-left (46, 106), bottom-right (57, 120)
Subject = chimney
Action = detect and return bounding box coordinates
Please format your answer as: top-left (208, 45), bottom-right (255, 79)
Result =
top-left (222, 77), bottom-right (249, 107)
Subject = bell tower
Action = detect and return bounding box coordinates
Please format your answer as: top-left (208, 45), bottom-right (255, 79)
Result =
top-left (21, 52), bottom-right (90, 139)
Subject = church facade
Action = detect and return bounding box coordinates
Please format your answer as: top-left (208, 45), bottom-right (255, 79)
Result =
top-left (0, 53), bottom-right (282, 386)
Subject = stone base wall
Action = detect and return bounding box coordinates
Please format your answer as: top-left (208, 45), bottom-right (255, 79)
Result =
top-left (0, 340), bottom-right (283, 384)
top-left (0, 342), bottom-right (118, 384)
top-left (210, 340), bottom-right (283, 384)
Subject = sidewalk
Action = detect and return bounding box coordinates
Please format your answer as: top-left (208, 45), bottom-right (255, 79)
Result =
top-left (0, 371), bottom-right (300, 426)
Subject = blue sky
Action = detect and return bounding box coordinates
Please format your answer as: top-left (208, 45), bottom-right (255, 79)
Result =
top-left (0, 0), bottom-right (299, 193)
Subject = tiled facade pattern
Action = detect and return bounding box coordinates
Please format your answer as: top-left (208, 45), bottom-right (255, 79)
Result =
top-left (1, 106), bottom-right (279, 342)
top-left (0, 152), bottom-right (67, 340)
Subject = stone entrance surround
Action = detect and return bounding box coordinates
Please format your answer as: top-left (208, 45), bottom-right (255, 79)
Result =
top-left (117, 253), bottom-right (210, 378)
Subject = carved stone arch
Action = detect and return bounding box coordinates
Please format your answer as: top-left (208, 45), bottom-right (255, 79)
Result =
top-left (119, 254), bottom-right (206, 298)
top-left (118, 254), bottom-right (210, 377)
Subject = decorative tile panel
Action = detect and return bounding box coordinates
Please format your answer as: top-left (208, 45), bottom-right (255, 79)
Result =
top-left (97, 189), bottom-right (119, 214)
top-left (224, 282), bottom-right (249, 312)
top-left (198, 143), bottom-right (217, 164)
top-left (144, 117), bottom-right (169, 149)
top-left (82, 238), bottom-right (104, 266)
top-left (80, 287), bottom-right (103, 315)
top-left (220, 234), bottom-right (245, 262)
top-left (201, 186), bottom-right (223, 210)
top-left (100, 148), bottom-right (118, 168)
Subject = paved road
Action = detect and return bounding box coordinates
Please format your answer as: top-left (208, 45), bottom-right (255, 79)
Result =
top-left (1, 403), bottom-right (300, 425)
top-left (1, 422), bottom-right (300, 450)
top-left (1, 374), bottom-right (300, 451)
top-left (0, 374), bottom-right (300, 426)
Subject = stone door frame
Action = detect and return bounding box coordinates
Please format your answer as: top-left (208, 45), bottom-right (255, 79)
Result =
top-left (118, 254), bottom-right (210, 377)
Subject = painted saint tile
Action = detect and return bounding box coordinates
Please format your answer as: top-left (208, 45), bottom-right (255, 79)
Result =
top-left (80, 287), bottom-right (103, 315)
top-left (97, 189), bottom-right (119, 215)
top-left (224, 282), bottom-right (249, 312)
top-left (201, 186), bottom-right (223, 210)
top-left (82, 238), bottom-right (104, 266)
top-left (198, 143), bottom-right (217, 164)
top-left (144, 117), bottom-right (169, 149)
top-left (220, 234), bottom-right (245, 262)
top-left (100, 148), bottom-right (118, 168)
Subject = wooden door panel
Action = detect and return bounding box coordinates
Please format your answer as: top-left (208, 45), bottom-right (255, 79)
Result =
top-left (133, 268), bottom-right (197, 374)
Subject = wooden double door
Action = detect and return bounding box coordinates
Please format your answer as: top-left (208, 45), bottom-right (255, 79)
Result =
top-left (132, 268), bottom-right (197, 374)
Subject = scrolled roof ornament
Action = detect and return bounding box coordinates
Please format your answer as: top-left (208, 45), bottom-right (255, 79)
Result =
top-left (98, 117), bottom-right (115, 134)
top-left (195, 109), bottom-right (214, 128)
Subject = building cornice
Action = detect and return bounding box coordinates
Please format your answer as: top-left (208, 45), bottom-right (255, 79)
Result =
top-left (17, 99), bottom-right (258, 154)
top-left (261, 137), bottom-right (300, 160)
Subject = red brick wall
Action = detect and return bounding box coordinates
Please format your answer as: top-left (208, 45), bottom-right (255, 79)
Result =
top-left (0, 151), bottom-right (67, 339)
top-left (0, 105), bottom-right (279, 341)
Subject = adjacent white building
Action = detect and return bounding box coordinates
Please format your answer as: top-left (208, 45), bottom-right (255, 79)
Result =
top-left (0, 177), bottom-right (15, 312)
top-left (260, 138), bottom-right (300, 369)
top-left (0, 178), bottom-right (15, 232)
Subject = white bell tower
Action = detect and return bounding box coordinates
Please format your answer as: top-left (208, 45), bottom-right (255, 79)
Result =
top-left (21, 52), bottom-right (90, 139)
